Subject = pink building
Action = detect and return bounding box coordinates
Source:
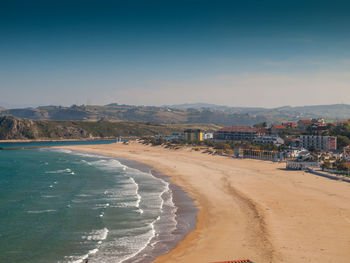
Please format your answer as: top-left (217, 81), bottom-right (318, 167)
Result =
top-left (299, 135), bottom-right (337, 151)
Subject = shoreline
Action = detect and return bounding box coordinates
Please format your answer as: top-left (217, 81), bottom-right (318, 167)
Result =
top-left (56, 142), bottom-right (350, 263)
top-left (112, 157), bottom-right (198, 263)
top-left (0, 138), bottom-right (116, 143)
top-left (52, 149), bottom-right (198, 263)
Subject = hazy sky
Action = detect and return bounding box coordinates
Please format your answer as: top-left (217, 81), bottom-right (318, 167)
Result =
top-left (1, 0), bottom-right (350, 108)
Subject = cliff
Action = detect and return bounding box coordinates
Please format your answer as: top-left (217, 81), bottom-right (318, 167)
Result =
top-left (0, 116), bottom-right (220, 140)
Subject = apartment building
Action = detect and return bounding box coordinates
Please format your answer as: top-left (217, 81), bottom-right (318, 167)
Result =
top-left (299, 135), bottom-right (337, 151)
top-left (214, 126), bottom-right (266, 141)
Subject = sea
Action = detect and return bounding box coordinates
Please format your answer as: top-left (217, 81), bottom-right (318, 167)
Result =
top-left (0, 143), bottom-right (197, 263)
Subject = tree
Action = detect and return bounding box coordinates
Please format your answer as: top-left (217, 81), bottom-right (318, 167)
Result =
top-left (253, 122), bottom-right (267, 129)
top-left (336, 135), bottom-right (350, 149)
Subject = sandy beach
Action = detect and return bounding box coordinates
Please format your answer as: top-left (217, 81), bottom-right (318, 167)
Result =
top-left (57, 142), bottom-right (350, 263)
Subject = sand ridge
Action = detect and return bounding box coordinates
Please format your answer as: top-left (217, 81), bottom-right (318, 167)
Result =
top-left (56, 142), bottom-right (350, 263)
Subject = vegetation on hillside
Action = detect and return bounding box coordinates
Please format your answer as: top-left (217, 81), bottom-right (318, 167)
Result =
top-left (0, 116), bottom-right (220, 140)
top-left (2, 103), bottom-right (350, 126)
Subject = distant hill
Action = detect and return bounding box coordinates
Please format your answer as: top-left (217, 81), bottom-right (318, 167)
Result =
top-left (166, 103), bottom-right (233, 111)
top-left (1, 103), bottom-right (350, 126)
top-left (0, 116), bottom-right (221, 140)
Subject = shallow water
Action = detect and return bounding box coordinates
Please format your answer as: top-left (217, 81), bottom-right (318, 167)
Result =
top-left (0, 148), bottom-right (183, 263)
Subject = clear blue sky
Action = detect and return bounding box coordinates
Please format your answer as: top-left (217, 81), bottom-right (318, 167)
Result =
top-left (1, 0), bottom-right (350, 108)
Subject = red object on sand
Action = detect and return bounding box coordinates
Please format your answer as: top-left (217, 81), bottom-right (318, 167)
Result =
top-left (212, 260), bottom-right (253, 263)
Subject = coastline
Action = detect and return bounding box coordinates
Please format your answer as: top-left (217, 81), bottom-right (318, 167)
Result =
top-left (112, 157), bottom-right (197, 263)
top-left (56, 141), bottom-right (350, 263)
top-left (0, 138), bottom-right (116, 143)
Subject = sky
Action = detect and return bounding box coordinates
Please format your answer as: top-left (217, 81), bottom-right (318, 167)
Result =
top-left (1, 0), bottom-right (350, 108)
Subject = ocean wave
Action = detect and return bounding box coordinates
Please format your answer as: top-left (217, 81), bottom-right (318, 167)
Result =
top-left (80, 158), bottom-right (128, 173)
top-left (76, 194), bottom-right (92, 197)
top-left (51, 149), bottom-right (104, 159)
top-left (81, 160), bottom-right (92, 166)
top-left (106, 178), bottom-right (144, 213)
top-left (67, 248), bottom-right (99, 263)
top-left (118, 216), bottom-right (160, 263)
top-left (129, 177), bottom-right (143, 214)
top-left (72, 152), bottom-right (108, 159)
top-left (160, 180), bottom-right (178, 225)
top-left (64, 228), bottom-right (109, 263)
top-left (48, 148), bottom-right (73, 154)
top-left (41, 195), bottom-right (57, 198)
top-left (45, 168), bottom-right (72, 174)
top-left (81, 228), bottom-right (109, 241)
top-left (27, 209), bottom-right (57, 214)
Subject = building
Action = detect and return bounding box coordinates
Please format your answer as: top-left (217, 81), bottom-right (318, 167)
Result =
top-left (310, 118), bottom-right (328, 135)
top-left (333, 119), bottom-right (350, 126)
top-left (284, 148), bottom-right (309, 158)
top-left (253, 135), bottom-right (285, 146)
top-left (299, 135), bottom-right (337, 151)
top-left (297, 119), bottom-right (313, 130)
top-left (282, 122), bottom-right (298, 129)
top-left (271, 125), bottom-right (287, 135)
top-left (214, 126), bottom-right (266, 141)
top-left (161, 133), bottom-right (184, 141)
top-left (312, 118), bottom-right (326, 126)
top-left (184, 129), bottom-right (203, 142)
top-left (203, 132), bottom-right (213, 140)
top-left (344, 145), bottom-right (350, 161)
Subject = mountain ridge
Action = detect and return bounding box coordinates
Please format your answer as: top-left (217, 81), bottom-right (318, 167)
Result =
top-left (1, 103), bottom-right (350, 126)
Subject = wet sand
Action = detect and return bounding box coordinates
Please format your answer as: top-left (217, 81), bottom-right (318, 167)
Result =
top-left (57, 142), bottom-right (350, 263)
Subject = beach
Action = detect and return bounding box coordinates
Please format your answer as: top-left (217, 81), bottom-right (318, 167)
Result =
top-left (57, 141), bottom-right (350, 263)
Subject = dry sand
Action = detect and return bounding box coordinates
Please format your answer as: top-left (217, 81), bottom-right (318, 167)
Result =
top-left (57, 142), bottom-right (350, 263)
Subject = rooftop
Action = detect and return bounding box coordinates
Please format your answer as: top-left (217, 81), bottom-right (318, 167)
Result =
top-left (272, 125), bottom-right (287, 129)
top-left (218, 126), bottom-right (265, 133)
top-left (299, 120), bottom-right (313, 124)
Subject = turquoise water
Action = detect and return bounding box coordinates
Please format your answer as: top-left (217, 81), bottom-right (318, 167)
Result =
top-left (0, 139), bottom-right (117, 149)
top-left (0, 148), bottom-right (179, 263)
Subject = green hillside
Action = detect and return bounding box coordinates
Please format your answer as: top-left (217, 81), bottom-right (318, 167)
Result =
top-left (0, 116), bottom-right (220, 140)
top-left (2, 103), bottom-right (350, 126)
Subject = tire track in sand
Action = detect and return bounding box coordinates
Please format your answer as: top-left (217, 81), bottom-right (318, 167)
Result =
top-left (221, 176), bottom-right (277, 263)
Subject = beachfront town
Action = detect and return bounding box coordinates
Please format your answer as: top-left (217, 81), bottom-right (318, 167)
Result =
top-left (141, 117), bottom-right (350, 179)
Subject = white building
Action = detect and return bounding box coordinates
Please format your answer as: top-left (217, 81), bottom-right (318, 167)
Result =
top-left (284, 148), bottom-right (309, 158)
top-left (203, 132), bottom-right (213, 140)
top-left (254, 135), bottom-right (284, 146)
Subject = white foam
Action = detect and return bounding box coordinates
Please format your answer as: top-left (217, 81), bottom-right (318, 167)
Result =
top-left (82, 228), bottom-right (109, 241)
top-left (27, 210), bottom-right (57, 214)
top-left (41, 195), bottom-right (56, 198)
top-left (158, 179), bottom-right (178, 232)
top-left (53, 149), bottom-right (73, 154)
top-left (46, 168), bottom-right (72, 174)
top-left (119, 216), bottom-right (160, 263)
top-left (129, 177), bottom-right (143, 213)
top-left (73, 152), bottom-right (106, 158)
top-left (96, 159), bottom-right (125, 169)
top-left (81, 160), bottom-right (92, 165)
top-left (76, 194), bottom-right (91, 197)
top-left (68, 248), bottom-right (99, 263)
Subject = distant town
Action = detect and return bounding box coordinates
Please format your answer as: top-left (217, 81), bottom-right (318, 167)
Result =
top-left (1, 111), bottom-right (350, 177)
top-left (144, 117), bottom-right (350, 178)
